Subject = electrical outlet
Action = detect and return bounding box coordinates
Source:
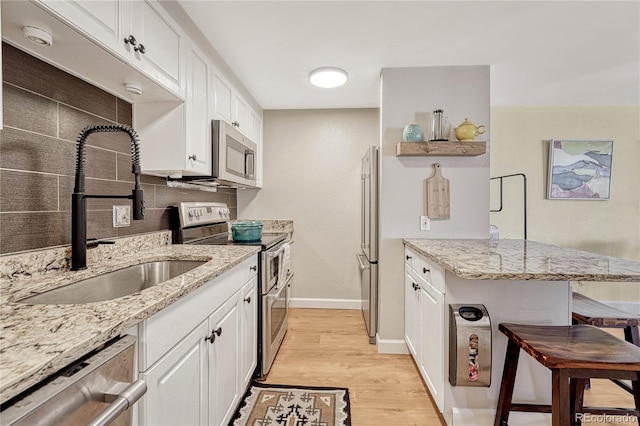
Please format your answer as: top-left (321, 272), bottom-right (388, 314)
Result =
top-left (420, 216), bottom-right (430, 231)
top-left (113, 205), bottom-right (131, 228)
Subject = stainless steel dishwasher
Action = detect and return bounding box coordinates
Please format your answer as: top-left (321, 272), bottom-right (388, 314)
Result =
top-left (1, 335), bottom-right (146, 426)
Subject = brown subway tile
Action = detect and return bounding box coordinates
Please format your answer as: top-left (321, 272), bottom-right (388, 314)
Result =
top-left (86, 210), bottom-right (118, 240)
top-left (59, 177), bottom-right (155, 212)
top-left (116, 208), bottom-right (170, 237)
top-left (2, 43), bottom-right (117, 121)
top-left (0, 170), bottom-right (58, 212)
top-left (1, 127), bottom-right (76, 176)
top-left (0, 212), bottom-right (70, 254)
top-left (3, 83), bottom-right (57, 137)
top-left (59, 104), bottom-right (131, 154)
top-left (117, 98), bottom-right (133, 126)
top-left (116, 153), bottom-right (168, 185)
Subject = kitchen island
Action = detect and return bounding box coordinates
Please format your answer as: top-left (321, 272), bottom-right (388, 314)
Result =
top-left (402, 238), bottom-right (640, 426)
top-left (0, 232), bottom-right (260, 405)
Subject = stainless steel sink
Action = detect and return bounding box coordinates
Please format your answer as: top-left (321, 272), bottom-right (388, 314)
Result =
top-left (19, 260), bottom-right (207, 304)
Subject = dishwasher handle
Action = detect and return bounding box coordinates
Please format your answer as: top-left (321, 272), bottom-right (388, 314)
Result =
top-left (87, 380), bottom-right (147, 426)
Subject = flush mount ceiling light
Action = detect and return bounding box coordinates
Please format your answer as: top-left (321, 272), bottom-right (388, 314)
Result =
top-left (309, 67), bottom-right (348, 88)
top-left (23, 26), bottom-right (53, 47)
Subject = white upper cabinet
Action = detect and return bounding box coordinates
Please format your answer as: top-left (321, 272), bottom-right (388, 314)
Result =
top-left (212, 68), bottom-right (258, 140)
top-left (183, 40), bottom-right (211, 175)
top-left (127, 0), bottom-right (183, 96)
top-left (35, 0), bottom-right (184, 97)
top-left (213, 71), bottom-right (233, 123)
top-left (36, 0), bottom-right (130, 58)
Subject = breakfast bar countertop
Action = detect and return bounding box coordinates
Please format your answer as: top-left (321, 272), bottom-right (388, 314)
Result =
top-left (403, 238), bottom-right (640, 282)
top-left (0, 241), bottom-right (260, 404)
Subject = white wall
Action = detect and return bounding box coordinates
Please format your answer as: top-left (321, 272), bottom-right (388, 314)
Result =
top-left (379, 66), bottom-right (491, 340)
top-left (237, 109), bottom-right (379, 303)
top-left (490, 105), bottom-right (640, 304)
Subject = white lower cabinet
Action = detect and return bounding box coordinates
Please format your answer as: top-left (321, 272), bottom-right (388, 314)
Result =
top-left (241, 277), bottom-right (258, 386)
top-left (209, 292), bottom-right (241, 426)
top-left (141, 321), bottom-right (209, 425)
top-left (404, 247), bottom-right (445, 412)
top-left (138, 256), bottom-right (258, 425)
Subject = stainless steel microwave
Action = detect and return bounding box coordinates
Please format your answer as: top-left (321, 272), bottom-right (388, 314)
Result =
top-left (177, 120), bottom-right (257, 188)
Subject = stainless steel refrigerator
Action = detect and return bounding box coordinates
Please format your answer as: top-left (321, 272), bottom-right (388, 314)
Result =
top-left (356, 146), bottom-right (379, 344)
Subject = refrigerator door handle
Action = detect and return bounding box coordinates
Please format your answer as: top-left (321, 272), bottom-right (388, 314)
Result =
top-left (356, 253), bottom-right (370, 271)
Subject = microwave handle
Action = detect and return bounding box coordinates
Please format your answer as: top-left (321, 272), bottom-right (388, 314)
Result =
top-left (245, 150), bottom-right (255, 179)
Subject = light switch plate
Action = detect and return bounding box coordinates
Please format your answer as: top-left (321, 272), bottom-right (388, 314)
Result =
top-left (113, 205), bottom-right (131, 227)
top-left (420, 216), bottom-right (430, 231)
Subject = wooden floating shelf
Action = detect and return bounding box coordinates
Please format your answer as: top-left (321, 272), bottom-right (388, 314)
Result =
top-left (396, 141), bottom-right (486, 157)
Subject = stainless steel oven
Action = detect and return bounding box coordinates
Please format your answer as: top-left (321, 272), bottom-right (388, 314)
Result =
top-left (260, 239), bottom-right (293, 378)
top-left (171, 202), bottom-right (291, 380)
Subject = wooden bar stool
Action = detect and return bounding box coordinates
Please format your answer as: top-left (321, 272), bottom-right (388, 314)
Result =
top-left (494, 323), bottom-right (640, 426)
top-left (572, 292), bottom-right (640, 393)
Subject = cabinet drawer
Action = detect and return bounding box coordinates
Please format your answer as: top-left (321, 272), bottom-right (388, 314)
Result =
top-left (404, 247), bottom-right (418, 269)
top-left (241, 255), bottom-right (258, 284)
top-left (139, 264), bottom-right (242, 370)
top-left (416, 256), bottom-right (445, 294)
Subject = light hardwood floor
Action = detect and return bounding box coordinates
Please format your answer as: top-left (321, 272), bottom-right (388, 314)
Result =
top-left (264, 308), bottom-right (637, 425)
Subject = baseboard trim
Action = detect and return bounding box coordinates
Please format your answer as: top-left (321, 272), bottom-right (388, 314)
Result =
top-left (450, 408), bottom-right (551, 425)
top-left (376, 335), bottom-right (409, 354)
top-left (288, 298), bottom-right (361, 310)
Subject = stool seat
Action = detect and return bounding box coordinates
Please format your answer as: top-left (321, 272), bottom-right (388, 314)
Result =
top-left (499, 323), bottom-right (640, 370)
top-left (572, 292), bottom-right (640, 329)
top-left (495, 323), bottom-right (640, 426)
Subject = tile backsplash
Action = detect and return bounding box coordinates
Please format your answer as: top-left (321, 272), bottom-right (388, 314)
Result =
top-left (0, 43), bottom-right (236, 254)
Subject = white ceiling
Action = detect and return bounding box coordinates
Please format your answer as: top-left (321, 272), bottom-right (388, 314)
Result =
top-left (178, 1), bottom-right (640, 110)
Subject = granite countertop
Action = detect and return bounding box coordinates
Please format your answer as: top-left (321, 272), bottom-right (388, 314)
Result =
top-left (0, 242), bottom-right (260, 404)
top-left (403, 239), bottom-right (640, 281)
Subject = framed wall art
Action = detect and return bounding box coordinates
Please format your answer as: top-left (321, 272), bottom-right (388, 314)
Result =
top-left (547, 139), bottom-right (613, 200)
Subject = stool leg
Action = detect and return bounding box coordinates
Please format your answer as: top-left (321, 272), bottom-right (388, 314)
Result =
top-left (551, 369), bottom-right (571, 426)
top-left (624, 325), bottom-right (640, 346)
top-left (570, 378), bottom-right (585, 426)
top-left (633, 373), bottom-right (640, 424)
top-left (494, 340), bottom-right (520, 426)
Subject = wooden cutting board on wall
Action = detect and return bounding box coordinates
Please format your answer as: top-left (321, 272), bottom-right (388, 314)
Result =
top-left (426, 163), bottom-right (450, 219)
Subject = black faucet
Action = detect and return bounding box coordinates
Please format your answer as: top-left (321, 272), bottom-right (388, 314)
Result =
top-left (72, 124), bottom-right (145, 270)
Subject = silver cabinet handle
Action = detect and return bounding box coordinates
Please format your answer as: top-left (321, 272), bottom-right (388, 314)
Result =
top-left (406, 255), bottom-right (412, 260)
top-left (423, 267), bottom-right (430, 274)
top-left (250, 265), bottom-right (257, 271)
top-left (244, 296), bottom-right (251, 303)
top-left (188, 154), bottom-right (197, 161)
top-left (86, 380), bottom-right (147, 426)
top-left (134, 43), bottom-right (146, 54)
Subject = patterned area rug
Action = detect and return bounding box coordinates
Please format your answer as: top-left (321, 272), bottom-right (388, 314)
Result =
top-left (231, 382), bottom-right (351, 426)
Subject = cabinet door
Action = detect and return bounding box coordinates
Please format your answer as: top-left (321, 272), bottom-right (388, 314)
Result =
top-left (213, 72), bottom-right (233, 123)
top-left (208, 292), bottom-right (241, 426)
top-left (233, 93), bottom-right (249, 134)
top-left (419, 282), bottom-right (445, 411)
top-left (184, 41), bottom-right (211, 175)
top-left (249, 109), bottom-right (262, 144)
top-left (36, 0), bottom-right (131, 59)
top-left (141, 321), bottom-right (209, 426)
top-left (404, 268), bottom-right (421, 359)
top-left (241, 277), bottom-right (258, 387)
top-left (128, 0), bottom-right (183, 96)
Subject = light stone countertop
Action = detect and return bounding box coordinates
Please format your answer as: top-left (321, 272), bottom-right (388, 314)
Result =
top-left (0, 243), bottom-right (260, 404)
top-left (403, 239), bottom-right (640, 281)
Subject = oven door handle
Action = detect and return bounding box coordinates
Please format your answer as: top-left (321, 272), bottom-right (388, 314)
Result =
top-left (356, 253), bottom-right (370, 271)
